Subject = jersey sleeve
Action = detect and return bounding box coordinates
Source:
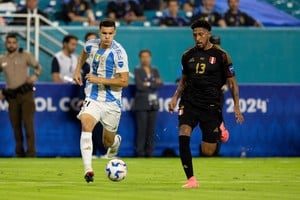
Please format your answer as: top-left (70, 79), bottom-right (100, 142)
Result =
top-left (84, 39), bottom-right (100, 56)
top-left (181, 54), bottom-right (188, 76)
top-left (114, 45), bottom-right (129, 73)
top-left (51, 57), bottom-right (60, 73)
top-left (222, 51), bottom-right (235, 78)
top-left (84, 41), bottom-right (90, 54)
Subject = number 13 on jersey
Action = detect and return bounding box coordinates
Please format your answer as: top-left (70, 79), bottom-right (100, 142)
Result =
top-left (195, 63), bottom-right (206, 74)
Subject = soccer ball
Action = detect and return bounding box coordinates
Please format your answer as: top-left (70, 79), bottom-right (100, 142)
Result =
top-left (105, 159), bottom-right (127, 181)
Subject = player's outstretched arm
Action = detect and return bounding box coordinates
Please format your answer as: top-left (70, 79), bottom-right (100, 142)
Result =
top-left (168, 75), bottom-right (187, 113)
top-left (227, 77), bottom-right (244, 124)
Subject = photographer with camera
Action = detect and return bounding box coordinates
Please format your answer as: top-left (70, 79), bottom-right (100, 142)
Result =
top-left (0, 33), bottom-right (42, 157)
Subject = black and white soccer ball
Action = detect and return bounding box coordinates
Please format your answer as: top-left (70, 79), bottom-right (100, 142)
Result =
top-left (105, 159), bottom-right (127, 181)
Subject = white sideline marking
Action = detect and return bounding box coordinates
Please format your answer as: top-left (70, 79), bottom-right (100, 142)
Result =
top-left (200, 180), bottom-right (300, 184)
top-left (1, 180), bottom-right (300, 185)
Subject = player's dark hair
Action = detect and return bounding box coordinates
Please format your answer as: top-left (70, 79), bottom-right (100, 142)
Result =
top-left (99, 19), bottom-right (116, 29)
top-left (6, 32), bottom-right (18, 41)
top-left (63, 35), bottom-right (78, 44)
top-left (191, 20), bottom-right (212, 31)
top-left (139, 49), bottom-right (152, 58)
top-left (84, 32), bottom-right (98, 42)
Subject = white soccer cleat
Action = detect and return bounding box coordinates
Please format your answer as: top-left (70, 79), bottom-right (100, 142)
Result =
top-left (106, 134), bottom-right (122, 159)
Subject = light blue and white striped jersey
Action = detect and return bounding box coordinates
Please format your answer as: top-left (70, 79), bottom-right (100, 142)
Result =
top-left (84, 39), bottom-right (129, 108)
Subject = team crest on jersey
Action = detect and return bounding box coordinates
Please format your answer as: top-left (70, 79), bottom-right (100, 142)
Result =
top-left (95, 54), bottom-right (101, 61)
top-left (209, 56), bottom-right (216, 64)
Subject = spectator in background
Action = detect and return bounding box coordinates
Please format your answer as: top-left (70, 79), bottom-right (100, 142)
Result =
top-left (106, 0), bottom-right (145, 24)
top-left (159, 0), bottom-right (189, 26)
top-left (51, 35), bottom-right (78, 83)
top-left (181, 0), bottom-right (201, 12)
top-left (63, 0), bottom-right (98, 26)
top-left (224, 0), bottom-right (263, 27)
top-left (159, 0), bottom-right (167, 10)
top-left (0, 0), bottom-right (17, 25)
top-left (0, 16), bottom-right (6, 26)
top-left (133, 49), bottom-right (163, 157)
top-left (139, 0), bottom-right (161, 11)
top-left (191, 0), bottom-right (226, 27)
top-left (10, 0), bottom-right (48, 25)
top-left (0, 33), bottom-right (42, 157)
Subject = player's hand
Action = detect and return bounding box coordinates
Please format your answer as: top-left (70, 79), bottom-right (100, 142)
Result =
top-left (73, 70), bottom-right (83, 86)
top-left (168, 97), bottom-right (177, 113)
top-left (234, 106), bottom-right (244, 124)
top-left (85, 74), bottom-right (100, 84)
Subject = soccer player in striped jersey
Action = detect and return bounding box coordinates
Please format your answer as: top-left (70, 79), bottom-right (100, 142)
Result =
top-left (73, 19), bottom-right (129, 183)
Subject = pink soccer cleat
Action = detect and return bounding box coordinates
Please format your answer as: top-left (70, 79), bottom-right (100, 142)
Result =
top-left (182, 176), bottom-right (199, 188)
top-left (220, 122), bottom-right (229, 142)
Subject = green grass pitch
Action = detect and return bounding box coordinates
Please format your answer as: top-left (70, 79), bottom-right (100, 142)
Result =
top-left (0, 157), bottom-right (299, 200)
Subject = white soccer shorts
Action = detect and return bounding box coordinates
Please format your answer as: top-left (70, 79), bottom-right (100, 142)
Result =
top-left (77, 98), bottom-right (121, 132)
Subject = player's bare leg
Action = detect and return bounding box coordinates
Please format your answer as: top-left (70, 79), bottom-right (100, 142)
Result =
top-left (103, 129), bottom-right (122, 159)
top-left (179, 125), bottom-right (199, 188)
top-left (201, 142), bottom-right (217, 156)
top-left (80, 114), bottom-right (97, 183)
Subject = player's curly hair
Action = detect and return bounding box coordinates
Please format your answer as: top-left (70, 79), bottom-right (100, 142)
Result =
top-left (191, 20), bottom-right (212, 31)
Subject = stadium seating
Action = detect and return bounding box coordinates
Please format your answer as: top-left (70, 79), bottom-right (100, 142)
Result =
top-left (262, 0), bottom-right (300, 19)
top-left (7, 0), bottom-right (300, 26)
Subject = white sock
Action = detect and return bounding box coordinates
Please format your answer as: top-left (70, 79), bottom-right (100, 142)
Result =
top-left (80, 132), bottom-right (93, 173)
top-left (111, 134), bottom-right (120, 148)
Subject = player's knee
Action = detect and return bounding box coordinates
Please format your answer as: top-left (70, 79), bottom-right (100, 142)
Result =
top-left (201, 148), bottom-right (215, 157)
top-left (179, 125), bottom-right (192, 136)
top-left (81, 119), bottom-right (95, 132)
top-left (201, 143), bottom-right (217, 157)
top-left (81, 122), bottom-right (93, 132)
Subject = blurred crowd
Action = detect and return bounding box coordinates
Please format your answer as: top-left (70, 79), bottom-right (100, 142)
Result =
top-left (0, 0), bottom-right (263, 27)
